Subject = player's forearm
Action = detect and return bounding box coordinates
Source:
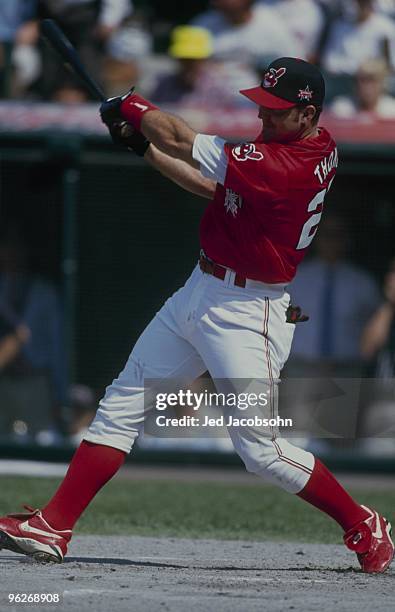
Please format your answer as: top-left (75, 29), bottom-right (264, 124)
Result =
top-left (117, 93), bottom-right (198, 168)
top-left (118, 93), bottom-right (198, 166)
top-left (141, 111), bottom-right (198, 166)
top-left (145, 145), bottom-right (216, 200)
top-left (360, 302), bottom-right (395, 358)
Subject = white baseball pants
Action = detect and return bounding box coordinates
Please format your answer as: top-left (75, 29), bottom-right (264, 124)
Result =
top-left (85, 265), bottom-right (314, 493)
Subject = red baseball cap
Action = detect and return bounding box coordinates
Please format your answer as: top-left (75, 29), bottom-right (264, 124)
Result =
top-left (240, 57), bottom-right (325, 110)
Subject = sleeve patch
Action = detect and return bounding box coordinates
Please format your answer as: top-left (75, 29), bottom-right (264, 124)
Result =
top-left (231, 143), bottom-right (264, 162)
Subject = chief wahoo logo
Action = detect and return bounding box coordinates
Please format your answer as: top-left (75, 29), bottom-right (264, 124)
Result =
top-left (232, 143), bottom-right (264, 162)
top-left (263, 67), bottom-right (286, 88)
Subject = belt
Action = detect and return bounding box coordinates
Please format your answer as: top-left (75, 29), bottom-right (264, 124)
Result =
top-left (199, 255), bottom-right (247, 288)
top-left (198, 253), bottom-right (287, 296)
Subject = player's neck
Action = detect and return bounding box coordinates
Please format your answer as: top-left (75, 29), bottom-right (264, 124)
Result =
top-left (300, 126), bottom-right (320, 140)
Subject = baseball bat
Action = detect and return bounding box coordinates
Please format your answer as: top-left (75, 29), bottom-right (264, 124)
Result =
top-left (40, 19), bottom-right (105, 101)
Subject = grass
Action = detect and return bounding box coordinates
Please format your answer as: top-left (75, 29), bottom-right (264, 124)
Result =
top-left (0, 476), bottom-right (394, 544)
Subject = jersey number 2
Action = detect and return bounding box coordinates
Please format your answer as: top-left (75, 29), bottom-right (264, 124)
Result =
top-left (296, 178), bottom-right (334, 250)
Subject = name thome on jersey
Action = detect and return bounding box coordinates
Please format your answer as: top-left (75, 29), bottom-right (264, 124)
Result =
top-left (314, 147), bottom-right (338, 184)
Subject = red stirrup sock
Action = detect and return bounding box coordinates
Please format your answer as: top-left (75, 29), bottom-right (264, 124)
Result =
top-left (42, 441), bottom-right (126, 531)
top-left (297, 458), bottom-right (370, 531)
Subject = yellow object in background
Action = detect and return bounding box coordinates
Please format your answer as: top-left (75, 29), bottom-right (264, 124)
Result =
top-left (169, 26), bottom-right (213, 60)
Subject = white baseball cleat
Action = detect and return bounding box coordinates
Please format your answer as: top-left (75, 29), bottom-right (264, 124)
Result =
top-left (343, 505), bottom-right (394, 574)
top-left (0, 506), bottom-right (71, 563)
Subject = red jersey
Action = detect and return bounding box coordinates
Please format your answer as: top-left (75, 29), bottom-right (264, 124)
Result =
top-left (200, 128), bottom-right (338, 284)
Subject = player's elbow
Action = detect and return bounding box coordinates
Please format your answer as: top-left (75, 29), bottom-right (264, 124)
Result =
top-left (201, 179), bottom-right (216, 199)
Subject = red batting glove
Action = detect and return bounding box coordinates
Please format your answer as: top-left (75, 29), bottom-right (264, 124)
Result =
top-left (120, 92), bottom-right (159, 131)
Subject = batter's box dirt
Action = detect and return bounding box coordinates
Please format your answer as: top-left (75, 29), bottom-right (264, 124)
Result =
top-left (0, 536), bottom-right (393, 612)
top-left (0, 536), bottom-right (395, 612)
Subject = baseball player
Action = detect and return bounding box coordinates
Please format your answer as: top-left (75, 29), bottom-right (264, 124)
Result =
top-left (0, 57), bottom-right (393, 573)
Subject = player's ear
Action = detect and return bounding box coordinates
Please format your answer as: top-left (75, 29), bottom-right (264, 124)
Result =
top-left (301, 105), bottom-right (316, 125)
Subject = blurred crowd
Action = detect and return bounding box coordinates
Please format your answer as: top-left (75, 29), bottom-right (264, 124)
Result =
top-left (0, 0), bottom-right (395, 118)
top-left (283, 215), bottom-right (395, 455)
top-left (0, 224), bottom-right (96, 447)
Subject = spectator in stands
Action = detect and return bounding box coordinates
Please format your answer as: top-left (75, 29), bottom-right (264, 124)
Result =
top-left (288, 214), bottom-right (381, 374)
top-left (68, 384), bottom-right (96, 447)
top-left (191, 0), bottom-right (297, 66)
top-left (375, 0), bottom-right (395, 18)
top-left (322, 0), bottom-right (395, 75)
top-left (330, 58), bottom-right (395, 118)
top-left (103, 18), bottom-right (152, 97)
top-left (281, 214), bottom-right (380, 443)
top-left (358, 257), bottom-right (395, 452)
top-left (268, 0), bottom-right (326, 62)
top-left (51, 78), bottom-right (89, 104)
top-left (361, 257), bottom-right (395, 375)
top-left (319, 0), bottom-right (395, 19)
top-left (36, 0), bottom-right (132, 99)
top-left (150, 25), bottom-right (256, 108)
top-left (0, 0), bottom-right (40, 98)
top-left (0, 321), bottom-right (30, 371)
top-left (0, 226), bottom-right (66, 440)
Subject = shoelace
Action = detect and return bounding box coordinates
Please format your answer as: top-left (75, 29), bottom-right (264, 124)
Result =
top-left (7, 504), bottom-right (39, 519)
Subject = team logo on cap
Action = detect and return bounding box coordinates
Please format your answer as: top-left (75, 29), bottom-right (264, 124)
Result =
top-left (263, 67), bottom-right (286, 88)
top-left (232, 143), bottom-right (264, 162)
top-left (298, 85), bottom-right (313, 101)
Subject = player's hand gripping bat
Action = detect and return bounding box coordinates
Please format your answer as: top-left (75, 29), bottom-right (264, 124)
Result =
top-left (40, 19), bottom-right (150, 155)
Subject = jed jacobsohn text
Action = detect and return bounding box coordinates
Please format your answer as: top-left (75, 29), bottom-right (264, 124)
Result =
top-left (155, 390), bottom-right (270, 411)
top-left (156, 415), bottom-right (293, 428)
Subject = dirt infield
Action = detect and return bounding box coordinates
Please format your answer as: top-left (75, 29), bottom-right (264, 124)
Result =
top-left (0, 536), bottom-right (393, 612)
